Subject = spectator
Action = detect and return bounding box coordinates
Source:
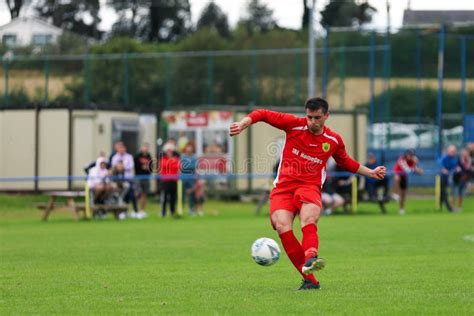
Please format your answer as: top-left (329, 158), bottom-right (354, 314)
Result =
top-left (392, 149), bottom-right (423, 215)
top-left (159, 142), bottom-right (180, 217)
top-left (334, 165), bottom-right (354, 198)
top-left (365, 153), bottom-right (389, 201)
top-left (439, 145), bottom-right (458, 212)
top-left (84, 151), bottom-right (108, 175)
top-left (452, 149), bottom-right (471, 211)
top-left (111, 160), bottom-right (131, 204)
top-left (109, 141), bottom-right (124, 166)
top-left (87, 157), bottom-right (113, 204)
top-left (156, 139), bottom-right (179, 197)
top-left (177, 132), bottom-right (189, 153)
top-left (181, 143), bottom-right (198, 215)
top-left (134, 143), bottom-right (152, 216)
top-left (111, 143), bottom-right (143, 219)
top-left (468, 143), bottom-right (474, 186)
top-left (189, 176), bottom-right (206, 216)
top-left (321, 180), bottom-right (345, 216)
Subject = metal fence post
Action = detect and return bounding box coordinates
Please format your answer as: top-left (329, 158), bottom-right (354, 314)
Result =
top-left (83, 54), bottom-right (91, 105)
top-left (436, 25), bottom-right (445, 156)
top-left (386, 31), bottom-right (392, 147)
top-left (369, 31), bottom-right (376, 126)
top-left (322, 28), bottom-right (330, 99)
top-left (339, 46), bottom-right (345, 109)
top-left (251, 50), bottom-right (257, 105)
top-left (207, 55), bottom-right (214, 105)
top-left (415, 31), bottom-right (422, 130)
top-left (295, 53), bottom-right (302, 106)
top-left (165, 56), bottom-right (172, 109)
top-left (123, 53), bottom-right (129, 107)
top-left (380, 30), bottom-right (391, 150)
top-left (460, 36), bottom-right (466, 116)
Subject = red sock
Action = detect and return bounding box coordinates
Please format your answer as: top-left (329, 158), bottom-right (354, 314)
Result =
top-left (279, 230), bottom-right (318, 284)
top-left (301, 224), bottom-right (319, 261)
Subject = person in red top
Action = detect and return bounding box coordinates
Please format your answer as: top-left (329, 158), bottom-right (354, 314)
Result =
top-left (230, 97), bottom-right (386, 290)
top-left (159, 142), bottom-right (181, 217)
top-left (392, 149), bottom-right (423, 215)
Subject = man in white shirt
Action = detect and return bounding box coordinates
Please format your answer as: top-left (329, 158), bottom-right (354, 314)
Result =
top-left (111, 143), bottom-right (145, 219)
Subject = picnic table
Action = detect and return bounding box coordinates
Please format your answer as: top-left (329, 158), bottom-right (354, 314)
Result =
top-left (37, 190), bottom-right (129, 221)
top-left (37, 191), bottom-right (86, 221)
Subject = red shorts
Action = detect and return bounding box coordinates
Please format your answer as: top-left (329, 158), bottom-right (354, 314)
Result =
top-left (269, 183), bottom-right (322, 216)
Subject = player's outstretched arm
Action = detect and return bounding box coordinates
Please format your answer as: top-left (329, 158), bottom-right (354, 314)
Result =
top-left (229, 117), bottom-right (252, 137)
top-left (356, 165), bottom-right (386, 180)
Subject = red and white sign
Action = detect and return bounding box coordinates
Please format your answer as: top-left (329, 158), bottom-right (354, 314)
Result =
top-left (186, 112), bottom-right (209, 127)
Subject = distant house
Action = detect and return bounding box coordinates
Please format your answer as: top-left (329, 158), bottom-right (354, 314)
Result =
top-left (403, 10), bottom-right (474, 27)
top-left (0, 17), bottom-right (63, 47)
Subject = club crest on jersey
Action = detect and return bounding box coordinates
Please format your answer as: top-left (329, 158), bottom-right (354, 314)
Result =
top-left (322, 142), bottom-right (330, 152)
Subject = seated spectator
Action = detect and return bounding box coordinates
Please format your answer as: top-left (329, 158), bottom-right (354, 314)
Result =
top-left (111, 142), bottom-right (142, 219)
top-left (84, 151), bottom-right (108, 175)
top-left (188, 176), bottom-right (206, 217)
top-left (334, 165), bottom-right (354, 197)
top-left (321, 179), bottom-right (344, 216)
top-left (111, 160), bottom-right (131, 205)
top-left (365, 153), bottom-right (389, 201)
top-left (87, 157), bottom-right (113, 204)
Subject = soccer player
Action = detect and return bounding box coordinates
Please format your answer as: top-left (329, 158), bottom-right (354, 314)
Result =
top-left (392, 149), bottom-right (424, 215)
top-left (229, 97), bottom-right (386, 290)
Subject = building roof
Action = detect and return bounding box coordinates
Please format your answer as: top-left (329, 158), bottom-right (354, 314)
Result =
top-left (403, 10), bottom-right (474, 26)
top-left (0, 16), bottom-right (63, 33)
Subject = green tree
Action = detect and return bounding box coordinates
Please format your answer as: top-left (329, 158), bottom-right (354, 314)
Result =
top-left (320, 0), bottom-right (376, 28)
top-left (108, 0), bottom-right (192, 42)
top-left (148, 0), bottom-right (192, 42)
top-left (108, 0), bottom-right (149, 39)
top-left (240, 0), bottom-right (277, 35)
top-left (34, 0), bottom-right (102, 39)
top-left (302, 0), bottom-right (310, 29)
top-left (5, 0), bottom-right (25, 19)
top-left (197, 1), bottom-right (230, 38)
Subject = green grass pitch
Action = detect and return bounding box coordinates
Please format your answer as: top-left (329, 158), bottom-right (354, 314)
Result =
top-left (1, 194), bottom-right (473, 314)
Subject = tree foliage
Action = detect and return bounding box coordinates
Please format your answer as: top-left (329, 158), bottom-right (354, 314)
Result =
top-left (148, 0), bottom-right (192, 42)
top-left (108, 0), bottom-right (192, 42)
top-left (34, 0), bottom-right (102, 39)
top-left (5, 0), bottom-right (24, 19)
top-left (108, 0), bottom-right (149, 40)
top-left (302, 0), bottom-right (310, 29)
top-left (197, 1), bottom-right (230, 38)
top-left (239, 0), bottom-right (277, 35)
top-left (320, 0), bottom-right (376, 28)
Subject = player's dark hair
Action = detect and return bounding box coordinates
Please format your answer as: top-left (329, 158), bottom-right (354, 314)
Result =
top-left (305, 97), bottom-right (329, 113)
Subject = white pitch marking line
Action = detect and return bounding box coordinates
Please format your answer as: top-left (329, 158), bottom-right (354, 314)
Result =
top-left (462, 235), bottom-right (474, 242)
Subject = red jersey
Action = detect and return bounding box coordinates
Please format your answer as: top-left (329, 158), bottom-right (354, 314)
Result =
top-left (159, 156), bottom-right (180, 182)
top-left (247, 109), bottom-right (360, 188)
top-left (393, 156), bottom-right (417, 175)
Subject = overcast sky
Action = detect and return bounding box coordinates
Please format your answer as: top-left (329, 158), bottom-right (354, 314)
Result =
top-left (1, 0), bottom-right (473, 32)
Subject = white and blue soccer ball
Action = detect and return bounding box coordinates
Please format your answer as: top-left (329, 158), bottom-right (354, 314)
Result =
top-left (251, 237), bottom-right (281, 266)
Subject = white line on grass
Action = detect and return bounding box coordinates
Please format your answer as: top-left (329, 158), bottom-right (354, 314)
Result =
top-left (462, 235), bottom-right (474, 242)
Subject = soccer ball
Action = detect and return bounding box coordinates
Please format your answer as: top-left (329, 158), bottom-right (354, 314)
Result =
top-left (251, 237), bottom-right (281, 266)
